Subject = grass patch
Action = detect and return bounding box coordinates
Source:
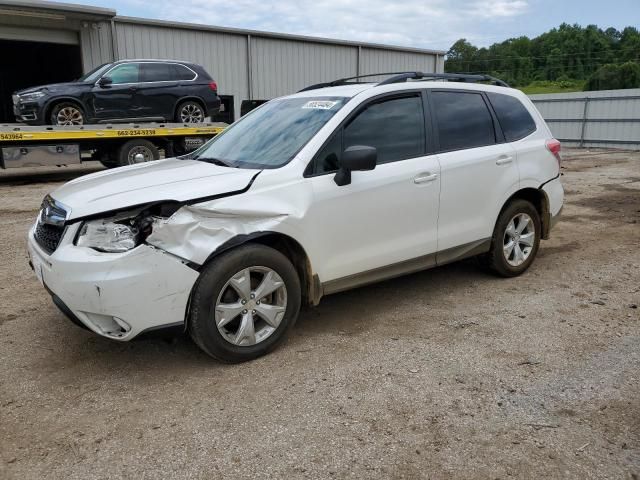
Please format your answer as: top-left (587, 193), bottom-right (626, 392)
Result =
top-left (519, 80), bottom-right (585, 95)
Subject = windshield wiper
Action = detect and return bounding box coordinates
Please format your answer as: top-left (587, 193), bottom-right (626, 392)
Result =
top-left (196, 157), bottom-right (235, 167)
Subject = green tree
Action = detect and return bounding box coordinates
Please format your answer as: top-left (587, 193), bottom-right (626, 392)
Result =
top-left (445, 39), bottom-right (478, 73)
top-left (584, 61), bottom-right (640, 91)
top-left (444, 23), bottom-right (640, 91)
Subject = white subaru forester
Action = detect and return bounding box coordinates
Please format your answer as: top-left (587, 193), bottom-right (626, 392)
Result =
top-left (27, 73), bottom-right (564, 363)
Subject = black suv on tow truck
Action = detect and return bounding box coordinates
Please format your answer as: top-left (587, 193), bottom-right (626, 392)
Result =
top-left (13, 59), bottom-right (221, 126)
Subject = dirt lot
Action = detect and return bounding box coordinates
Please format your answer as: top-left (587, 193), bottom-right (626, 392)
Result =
top-left (0, 149), bottom-right (638, 479)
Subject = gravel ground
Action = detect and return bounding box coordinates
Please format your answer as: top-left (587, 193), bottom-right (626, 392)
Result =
top-left (0, 149), bottom-right (639, 479)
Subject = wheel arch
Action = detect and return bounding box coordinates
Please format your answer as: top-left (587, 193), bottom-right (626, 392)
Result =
top-left (496, 187), bottom-right (551, 240)
top-left (188, 231), bottom-right (319, 316)
top-left (44, 96), bottom-right (86, 122)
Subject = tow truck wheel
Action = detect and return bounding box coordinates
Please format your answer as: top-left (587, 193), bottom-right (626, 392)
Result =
top-left (117, 139), bottom-right (160, 166)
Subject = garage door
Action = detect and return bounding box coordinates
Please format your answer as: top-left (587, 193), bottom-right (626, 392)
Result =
top-left (0, 25), bottom-right (78, 45)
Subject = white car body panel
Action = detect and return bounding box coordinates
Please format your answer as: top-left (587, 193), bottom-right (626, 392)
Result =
top-left (541, 176), bottom-right (564, 216)
top-left (304, 154), bottom-right (441, 282)
top-left (27, 223), bottom-right (198, 339)
top-left (28, 79), bottom-right (564, 341)
top-left (511, 93), bottom-right (561, 189)
top-left (51, 158), bottom-right (259, 220)
top-left (436, 142), bottom-right (518, 251)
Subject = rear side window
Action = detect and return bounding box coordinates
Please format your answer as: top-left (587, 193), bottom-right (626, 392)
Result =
top-left (343, 95), bottom-right (425, 164)
top-left (141, 63), bottom-right (173, 82)
top-left (487, 92), bottom-right (537, 141)
top-left (173, 64), bottom-right (196, 80)
top-left (432, 91), bottom-right (495, 151)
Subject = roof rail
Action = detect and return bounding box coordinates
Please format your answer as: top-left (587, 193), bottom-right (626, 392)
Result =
top-left (299, 71), bottom-right (510, 92)
top-left (377, 72), bottom-right (510, 87)
top-left (298, 72), bottom-right (424, 92)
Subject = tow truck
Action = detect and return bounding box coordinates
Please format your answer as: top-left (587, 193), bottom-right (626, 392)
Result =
top-left (0, 122), bottom-right (227, 169)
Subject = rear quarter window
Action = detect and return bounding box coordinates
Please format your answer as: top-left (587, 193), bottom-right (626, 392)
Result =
top-left (173, 64), bottom-right (197, 80)
top-left (487, 92), bottom-right (537, 142)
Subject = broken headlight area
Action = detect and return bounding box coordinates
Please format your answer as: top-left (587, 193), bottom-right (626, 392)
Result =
top-left (75, 203), bottom-right (181, 253)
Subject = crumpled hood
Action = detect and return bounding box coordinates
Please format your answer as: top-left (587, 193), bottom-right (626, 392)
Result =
top-left (16, 82), bottom-right (91, 95)
top-left (50, 159), bottom-right (260, 220)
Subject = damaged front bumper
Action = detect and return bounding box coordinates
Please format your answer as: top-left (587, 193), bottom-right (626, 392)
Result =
top-left (27, 223), bottom-right (199, 341)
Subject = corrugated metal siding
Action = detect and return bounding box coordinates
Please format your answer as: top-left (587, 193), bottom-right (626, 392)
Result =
top-left (360, 47), bottom-right (438, 79)
top-left (530, 89), bottom-right (640, 150)
top-left (79, 21), bottom-right (113, 70)
top-left (250, 37), bottom-right (357, 99)
top-left (112, 21), bottom-right (440, 118)
top-left (0, 14), bottom-right (112, 71)
top-left (0, 8), bottom-right (442, 120)
top-left (114, 21), bottom-right (249, 119)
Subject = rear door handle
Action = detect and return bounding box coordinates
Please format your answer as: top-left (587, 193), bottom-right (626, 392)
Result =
top-left (414, 172), bottom-right (439, 184)
top-left (496, 155), bottom-right (513, 165)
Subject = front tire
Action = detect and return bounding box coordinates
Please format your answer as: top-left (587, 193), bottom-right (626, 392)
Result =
top-left (49, 102), bottom-right (85, 126)
top-left (481, 199), bottom-right (541, 277)
top-left (189, 244), bottom-right (301, 363)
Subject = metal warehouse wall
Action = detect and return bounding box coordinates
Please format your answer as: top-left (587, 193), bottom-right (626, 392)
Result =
top-left (360, 48), bottom-right (440, 78)
top-left (113, 19), bottom-right (249, 120)
top-left (530, 89), bottom-right (640, 150)
top-left (79, 21), bottom-right (114, 70)
top-left (250, 37), bottom-right (357, 99)
top-left (0, 8), bottom-right (114, 71)
top-left (105, 18), bottom-right (443, 120)
top-left (0, 1), bottom-right (443, 122)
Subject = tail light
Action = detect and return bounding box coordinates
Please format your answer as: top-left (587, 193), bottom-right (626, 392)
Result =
top-left (546, 138), bottom-right (562, 168)
top-left (208, 81), bottom-right (218, 93)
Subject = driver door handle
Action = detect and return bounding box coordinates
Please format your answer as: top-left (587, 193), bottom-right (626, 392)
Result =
top-left (414, 172), bottom-right (439, 184)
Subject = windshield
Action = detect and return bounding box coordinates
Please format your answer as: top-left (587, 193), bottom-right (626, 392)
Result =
top-left (78, 63), bottom-right (111, 82)
top-left (192, 96), bottom-right (349, 169)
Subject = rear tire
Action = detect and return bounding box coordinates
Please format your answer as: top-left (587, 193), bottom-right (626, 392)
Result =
top-left (116, 139), bottom-right (159, 166)
top-left (480, 199), bottom-right (541, 277)
top-left (189, 244), bottom-right (301, 363)
top-left (175, 100), bottom-right (205, 123)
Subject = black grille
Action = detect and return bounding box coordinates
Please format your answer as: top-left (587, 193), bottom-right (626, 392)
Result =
top-left (34, 195), bottom-right (68, 254)
top-left (34, 219), bottom-right (64, 254)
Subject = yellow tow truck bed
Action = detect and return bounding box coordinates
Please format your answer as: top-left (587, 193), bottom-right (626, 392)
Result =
top-left (0, 122), bottom-right (227, 169)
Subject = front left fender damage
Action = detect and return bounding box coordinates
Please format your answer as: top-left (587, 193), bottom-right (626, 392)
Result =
top-left (146, 195), bottom-right (303, 265)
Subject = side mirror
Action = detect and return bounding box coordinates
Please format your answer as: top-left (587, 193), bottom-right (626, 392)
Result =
top-left (98, 76), bottom-right (113, 87)
top-left (334, 145), bottom-right (377, 186)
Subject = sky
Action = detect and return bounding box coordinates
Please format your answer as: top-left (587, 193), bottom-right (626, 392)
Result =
top-left (62, 0), bottom-right (639, 51)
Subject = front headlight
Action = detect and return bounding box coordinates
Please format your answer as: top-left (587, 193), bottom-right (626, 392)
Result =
top-left (19, 91), bottom-right (46, 102)
top-left (76, 218), bottom-right (141, 253)
top-left (75, 203), bottom-right (180, 253)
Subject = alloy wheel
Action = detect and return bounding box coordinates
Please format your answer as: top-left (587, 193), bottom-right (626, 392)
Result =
top-left (180, 103), bottom-right (204, 123)
top-left (215, 266), bottom-right (288, 346)
top-left (56, 106), bottom-right (84, 125)
top-left (503, 213), bottom-right (535, 267)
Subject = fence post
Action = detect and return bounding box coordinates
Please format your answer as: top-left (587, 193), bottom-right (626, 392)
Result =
top-left (579, 97), bottom-right (590, 147)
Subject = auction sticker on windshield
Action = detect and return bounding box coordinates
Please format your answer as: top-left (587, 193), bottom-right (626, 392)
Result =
top-left (302, 100), bottom-right (338, 110)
